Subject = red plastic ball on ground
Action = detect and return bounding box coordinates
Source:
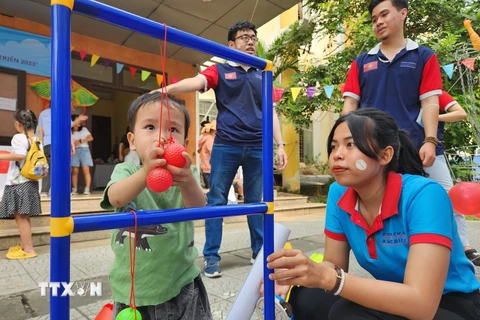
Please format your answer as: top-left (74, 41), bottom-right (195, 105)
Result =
top-left (146, 167), bottom-right (173, 193)
top-left (0, 150), bottom-right (11, 174)
top-left (448, 182), bottom-right (480, 216)
top-left (164, 143), bottom-right (187, 167)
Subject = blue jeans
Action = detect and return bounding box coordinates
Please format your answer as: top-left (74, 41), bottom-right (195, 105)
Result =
top-left (203, 144), bottom-right (263, 262)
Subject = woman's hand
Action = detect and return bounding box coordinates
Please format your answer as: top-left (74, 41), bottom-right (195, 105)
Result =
top-left (266, 249), bottom-right (337, 290)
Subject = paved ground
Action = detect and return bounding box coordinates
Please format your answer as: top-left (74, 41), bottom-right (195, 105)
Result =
top-left (1, 212), bottom-right (479, 320)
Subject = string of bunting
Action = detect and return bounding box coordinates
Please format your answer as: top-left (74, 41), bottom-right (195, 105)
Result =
top-left (275, 56), bottom-right (478, 102)
top-left (76, 48), bottom-right (177, 86)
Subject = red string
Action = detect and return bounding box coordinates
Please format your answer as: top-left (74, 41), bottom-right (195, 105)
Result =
top-left (128, 210), bottom-right (138, 320)
top-left (158, 23), bottom-right (174, 146)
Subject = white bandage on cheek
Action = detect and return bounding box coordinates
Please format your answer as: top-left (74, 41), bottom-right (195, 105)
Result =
top-left (237, 44), bottom-right (242, 49)
top-left (356, 159), bottom-right (367, 171)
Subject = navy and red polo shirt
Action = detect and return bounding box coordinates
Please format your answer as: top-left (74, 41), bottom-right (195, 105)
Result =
top-left (325, 172), bottom-right (480, 294)
top-left (199, 62), bottom-right (263, 147)
top-left (438, 91), bottom-right (457, 144)
top-left (343, 39), bottom-right (443, 154)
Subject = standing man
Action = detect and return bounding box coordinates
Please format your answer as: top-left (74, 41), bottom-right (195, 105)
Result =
top-left (158, 20), bottom-right (288, 278)
top-left (342, 0), bottom-right (479, 265)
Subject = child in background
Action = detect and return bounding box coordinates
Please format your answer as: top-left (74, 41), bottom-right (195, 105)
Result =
top-left (0, 109), bottom-right (42, 259)
top-left (100, 92), bottom-right (211, 320)
top-left (71, 114), bottom-right (94, 195)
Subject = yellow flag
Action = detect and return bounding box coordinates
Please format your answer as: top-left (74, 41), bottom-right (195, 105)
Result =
top-left (90, 54), bottom-right (100, 67)
top-left (70, 45), bottom-right (75, 52)
top-left (291, 87), bottom-right (302, 101)
top-left (156, 74), bottom-right (164, 86)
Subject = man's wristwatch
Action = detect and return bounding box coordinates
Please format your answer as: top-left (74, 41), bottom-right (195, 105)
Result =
top-left (278, 142), bottom-right (286, 147)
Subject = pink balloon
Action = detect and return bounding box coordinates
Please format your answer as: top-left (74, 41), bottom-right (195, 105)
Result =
top-left (448, 182), bottom-right (480, 216)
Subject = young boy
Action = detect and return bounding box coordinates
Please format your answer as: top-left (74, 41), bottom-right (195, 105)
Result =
top-left (100, 92), bottom-right (211, 319)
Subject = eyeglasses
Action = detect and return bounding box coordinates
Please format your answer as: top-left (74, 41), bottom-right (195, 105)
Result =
top-left (233, 35), bottom-right (258, 43)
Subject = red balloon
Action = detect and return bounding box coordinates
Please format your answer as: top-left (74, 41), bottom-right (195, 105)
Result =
top-left (0, 150), bottom-right (11, 174)
top-left (448, 182), bottom-right (480, 216)
top-left (164, 143), bottom-right (187, 168)
top-left (146, 167), bottom-right (173, 193)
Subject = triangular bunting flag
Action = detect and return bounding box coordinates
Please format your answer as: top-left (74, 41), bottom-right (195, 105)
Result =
top-left (306, 86), bottom-right (316, 99)
top-left (171, 77), bottom-right (180, 84)
top-left (273, 87), bottom-right (285, 102)
top-left (129, 67), bottom-right (137, 79)
top-left (103, 59), bottom-right (111, 69)
top-left (461, 58), bottom-right (476, 71)
top-left (71, 45), bottom-right (75, 52)
top-left (156, 74), bottom-right (164, 86)
top-left (80, 50), bottom-right (86, 61)
top-left (339, 83), bottom-right (346, 95)
top-left (324, 85), bottom-right (334, 99)
top-left (116, 63), bottom-right (124, 74)
top-left (442, 63), bottom-right (454, 80)
top-left (291, 87), bottom-right (302, 102)
top-left (90, 54), bottom-right (100, 67)
top-left (141, 70), bottom-right (151, 81)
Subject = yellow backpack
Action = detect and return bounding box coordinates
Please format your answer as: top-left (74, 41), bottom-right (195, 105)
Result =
top-left (20, 135), bottom-right (49, 180)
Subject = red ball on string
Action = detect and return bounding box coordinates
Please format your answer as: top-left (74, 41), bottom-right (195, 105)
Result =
top-left (448, 182), bottom-right (480, 216)
top-left (164, 143), bottom-right (187, 167)
top-left (0, 150), bottom-right (11, 174)
top-left (146, 167), bottom-right (173, 193)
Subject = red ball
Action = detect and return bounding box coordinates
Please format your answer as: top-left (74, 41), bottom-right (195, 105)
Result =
top-left (146, 167), bottom-right (173, 193)
top-left (0, 150), bottom-right (11, 174)
top-left (448, 182), bottom-right (480, 216)
top-left (164, 143), bottom-right (187, 167)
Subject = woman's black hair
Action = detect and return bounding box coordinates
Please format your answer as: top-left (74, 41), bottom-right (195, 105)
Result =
top-left (327, 108), bottom-right (427, 176)
top-left (14, 109), bottom-right (37, 134)
top-left (71, 114), bottom-right (83, 132)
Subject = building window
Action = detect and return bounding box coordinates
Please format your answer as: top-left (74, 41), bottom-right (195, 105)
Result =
top-left (0, 67), bottom-right (26, 145)
top-left (71, 54), bottom-right (113, 83)
top-left (121, 68), bottom-right (160, 91)
top-left (199, 100), bottom-right (218, 124)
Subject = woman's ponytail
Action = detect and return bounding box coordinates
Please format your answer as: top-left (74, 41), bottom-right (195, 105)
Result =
top-left (396, 130), bottom-right (428, 177)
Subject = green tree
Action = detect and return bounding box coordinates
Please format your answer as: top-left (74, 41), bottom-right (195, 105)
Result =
top-left (275, 0), bottom-right (480, 146)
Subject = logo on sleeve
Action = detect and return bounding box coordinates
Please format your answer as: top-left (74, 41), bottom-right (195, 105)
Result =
top-left (225, 72), bottom-right (237, 80)
top-left (363, 61), bottom-right (378, 72)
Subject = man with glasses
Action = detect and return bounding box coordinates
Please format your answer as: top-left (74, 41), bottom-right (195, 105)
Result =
top-left (156, 20), bottom-right (287, 278)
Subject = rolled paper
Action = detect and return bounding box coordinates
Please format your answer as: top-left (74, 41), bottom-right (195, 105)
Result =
top-left (227, 223), bottom-right (291, 320)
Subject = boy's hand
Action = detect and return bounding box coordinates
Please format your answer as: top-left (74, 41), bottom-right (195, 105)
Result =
top-left (143, 141), bottom-right (167, 174)
top-left (166, 151), bottom-right (195, 187)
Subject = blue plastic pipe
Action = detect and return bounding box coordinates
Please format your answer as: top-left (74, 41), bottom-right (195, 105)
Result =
top-left (73, 0), bottom-right (267, 70)
top-left (262, 71), bottom-right (275, 320)
top-left (50, 3), bottom-right (72, 319)
top-left (73, 203), bottom-right (268, 233)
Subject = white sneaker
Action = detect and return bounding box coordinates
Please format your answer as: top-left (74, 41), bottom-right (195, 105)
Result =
top-left (40, 192), bottom-right (48, 198)
top-left (71, 188), bottom-right (78, 195)
top-left (83, 188), bottom-right (91, 195)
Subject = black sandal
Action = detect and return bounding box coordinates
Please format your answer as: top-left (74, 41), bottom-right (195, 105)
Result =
top-left (465, 249), bottom-right (480, 267)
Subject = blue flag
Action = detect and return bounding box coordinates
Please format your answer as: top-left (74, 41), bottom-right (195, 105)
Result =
top-left (116, 63), bottom-right (124, 74)
top-left (442, 64), bottom-right (454, 80)
top-left (324, 85), bottom-right (335, 99)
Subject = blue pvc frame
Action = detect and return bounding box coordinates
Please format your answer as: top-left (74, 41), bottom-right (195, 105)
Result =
top-left (50, 0), bottom-right (275, 319)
